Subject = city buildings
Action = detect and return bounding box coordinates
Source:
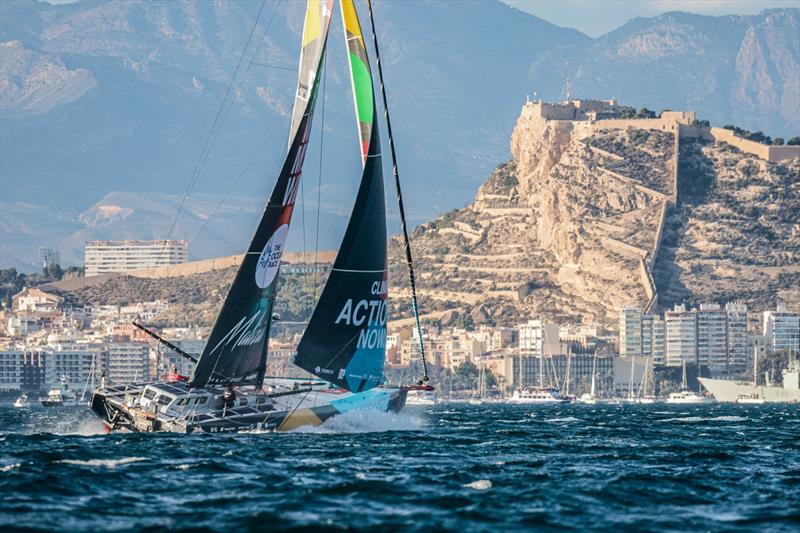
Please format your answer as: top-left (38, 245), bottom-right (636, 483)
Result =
top-left (84, 240), bottom-right (189, 277)
top-left (518, 319), bottom-right (560, 357)
top-left (619, 308), bottom-right (665, 363)
top-left (665, 304), bottom-right (697, 366)
top-left (106, 339), bottom-right (150, 384)
top-left (763, 306), bottom-right (800, 354)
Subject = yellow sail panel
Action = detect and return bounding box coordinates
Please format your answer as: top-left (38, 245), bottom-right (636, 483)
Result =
top-left (289, 0), bottom-right (334, 146)
top-left (301, 0), bottom-right (322, 47)
top-left (341, 0), bottom-right (365, 49)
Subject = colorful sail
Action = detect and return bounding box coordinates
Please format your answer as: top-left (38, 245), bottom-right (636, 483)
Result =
top-left (294, 0), bottom-right (387, 393)
top-left (340, 0), bottom-right (374, 163)
top-left (190, 0), bottom-right (334, 389)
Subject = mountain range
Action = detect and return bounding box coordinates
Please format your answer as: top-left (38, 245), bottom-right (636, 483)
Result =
top-left (1, 0), bottom-right (798, 269)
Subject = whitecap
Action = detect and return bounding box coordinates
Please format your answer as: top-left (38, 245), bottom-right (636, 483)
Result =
top-left (545, 416), bottom-right (579, 423)
top-left (659, 416), bottom-right (704, 423)
top-left (0, 463), bottom-right (21, 472)
top-left (464, 479), bottom-right (492, 490)
top-left (59, 457), bottom-right (147, 468)
top-left (660, 416), bottom-right (747, 423)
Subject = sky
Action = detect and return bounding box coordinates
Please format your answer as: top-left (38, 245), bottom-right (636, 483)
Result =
top-left (504, 0), bottom-right (800, 37)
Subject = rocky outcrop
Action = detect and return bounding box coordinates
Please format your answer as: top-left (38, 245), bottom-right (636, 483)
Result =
top-left (389, 103), bottom-right (798, 328)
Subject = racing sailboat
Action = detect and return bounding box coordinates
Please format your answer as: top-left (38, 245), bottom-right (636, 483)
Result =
top-left (91, 0), bottom-right (426, 433)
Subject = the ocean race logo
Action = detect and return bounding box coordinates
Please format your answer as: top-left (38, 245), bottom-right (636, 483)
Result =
top-left (255, 224), bottom-right (289, 288)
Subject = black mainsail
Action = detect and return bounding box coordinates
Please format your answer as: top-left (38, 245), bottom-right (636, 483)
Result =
top-left (294, 0), bottom-right (387, 393)
top-left (189, 0), bottom-right (334, 389)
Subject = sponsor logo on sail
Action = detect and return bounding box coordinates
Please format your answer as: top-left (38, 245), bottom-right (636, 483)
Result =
top-left (334, 279), bottom-right (388, 350)
top-left (210, 309), bottom-right (268, 354)
top-left (255, 224), bottom-right (289, 288)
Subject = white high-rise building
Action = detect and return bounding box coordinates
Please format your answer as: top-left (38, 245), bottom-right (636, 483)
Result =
top-left (619, 308), bottom-right (643, 357)
top-left (84, 240), bottom-right (188, 277)
top-left (619, 309), bottom-right (664, 363)
top-left (518, 319), bottom-right (560, 357)
top-left (663, 303), bottom-right (749, 374)
top-left (44, 348), bottom-right (104, 390)
top-left (763, 307), bottom-right (800, 354)
top-left (665, 305), bottom-right (697, 366)
top-left (725, 303), bottom-right (748, 371)
top-left (106, 341), bottom-right (150, 384)
top-left (696, 304), bottom-right (727, 374)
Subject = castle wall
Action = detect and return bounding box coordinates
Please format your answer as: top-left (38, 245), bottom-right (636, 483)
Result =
top-left (680, 126), bottom-right (800, 162)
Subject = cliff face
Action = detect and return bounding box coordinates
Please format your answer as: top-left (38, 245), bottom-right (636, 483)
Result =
top-left (389, 105), bottom-right (799, 328)
top-left (655, 139), bottom-right (800, 309)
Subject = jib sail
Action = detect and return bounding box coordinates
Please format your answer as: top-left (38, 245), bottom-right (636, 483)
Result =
top-left (294, 0), bottom-right (387, 393)
top-left (190, 0), bottom-right (334, 389)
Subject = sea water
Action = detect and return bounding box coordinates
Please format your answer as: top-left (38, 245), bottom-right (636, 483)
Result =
top-left (1, 403), bottom-right (798, 531)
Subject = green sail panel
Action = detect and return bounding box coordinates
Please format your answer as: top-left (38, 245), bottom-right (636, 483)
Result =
top-left (189, 0), bottom-right (334, 389)
top-left (294, 0), bottom-right (387, 393)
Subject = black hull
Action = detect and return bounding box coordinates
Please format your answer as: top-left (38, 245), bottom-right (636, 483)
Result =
top-left (90, 384), bottom-right (408, 434)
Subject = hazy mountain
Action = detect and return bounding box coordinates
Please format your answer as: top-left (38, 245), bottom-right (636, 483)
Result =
top-left (571, 9), bottom-right (800, 136)
top-left (1, 1), bottom-right (797, 269)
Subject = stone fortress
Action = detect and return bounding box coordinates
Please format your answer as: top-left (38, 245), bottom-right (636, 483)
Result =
top-left (517, 99), bottom-right (797, 317)
top-left (392, 97), bottom-right (800, 328)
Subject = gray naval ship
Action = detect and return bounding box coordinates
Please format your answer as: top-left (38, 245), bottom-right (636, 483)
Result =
top-left (700, 360), bottom-right (800, 403)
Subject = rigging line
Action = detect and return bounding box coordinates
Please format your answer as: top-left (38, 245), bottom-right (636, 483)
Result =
top-left (167, 0), bottom-right (269, 240)
top-left (187, 124), bottom-right (278, 246)
top-left (313, 56), bottom-right (327, 301)
top-left (247, 0), bottom-right (284, 71)
top-left (251, 62), bottom-right (295, 71)
top-left (366, 0), bottom-right (429, 384)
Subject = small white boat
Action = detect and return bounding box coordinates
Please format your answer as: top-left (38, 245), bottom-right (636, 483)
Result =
top-left (666, 361), bottom-right (713, 404)
top-left (13, 393), bottom-right (29, 408)
top-left (577, 393), bottom-right (597, 404)
top-left (508, 387), bottom-right (569, 404)
top-left (406, 389), bottom-right (436, 405)
top-left (665, 390), bottom-right (713, 404)
top-left (40, 374), bottom-right (78, 407)
top-left (577, 355), bottom-right (599, 404)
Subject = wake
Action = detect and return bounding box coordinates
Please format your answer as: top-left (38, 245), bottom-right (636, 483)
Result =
top-left (290, 410), bottom-right (426, 434)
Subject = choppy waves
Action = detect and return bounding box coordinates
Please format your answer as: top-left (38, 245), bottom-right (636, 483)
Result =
top-left (1, 403), bottom-right (798, 531)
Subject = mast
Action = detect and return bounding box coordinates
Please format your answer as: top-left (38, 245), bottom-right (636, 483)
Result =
top-left (365, 0), bottom-right (428, 384)
top-left (681, 360), bottom-right (688, 390)
top-left (590, 354), bottom-right (597, 398)
top-left (628, 357), bottom-right (635, 400)
top-left (565, 346), bottom-right (571, 397)
top-left (637, 358), bottom-right (648, 399)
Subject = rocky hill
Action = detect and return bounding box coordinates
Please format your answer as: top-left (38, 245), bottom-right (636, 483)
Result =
top-left (388, 103), bottom-right (800, 328)
top-left (655, 138), bottom-right (800, 309)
